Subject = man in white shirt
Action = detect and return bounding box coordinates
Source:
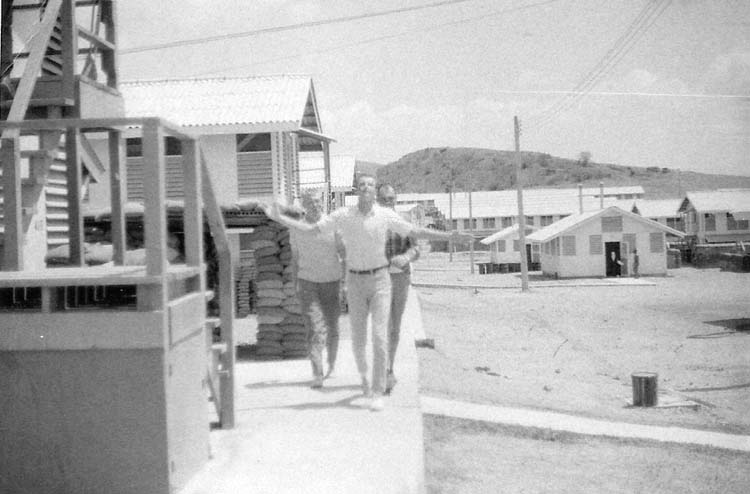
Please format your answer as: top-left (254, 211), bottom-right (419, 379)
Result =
top-left (264, 174), bottom-right (471, 411)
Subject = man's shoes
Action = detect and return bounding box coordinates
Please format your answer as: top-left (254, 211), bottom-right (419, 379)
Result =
top-left (369, 395), bottom-right (385, 412)
top-left (311, 376), bottom-right (323, 389)
top-left (385, 372), bottom-right (398, 395)
top-left (361, 375), bottom-right (372, 397)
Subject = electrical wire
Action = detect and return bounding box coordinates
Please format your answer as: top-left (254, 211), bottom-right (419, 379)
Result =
top-left (120, 0), bottom-right (482, 55)
top-left (191, 0), bottom-right (563, 77)
top-left (527, 0), bottom-right (672, 131)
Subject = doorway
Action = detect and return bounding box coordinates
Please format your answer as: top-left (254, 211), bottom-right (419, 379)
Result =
top-left (605, 241), bottom-right (621, 277)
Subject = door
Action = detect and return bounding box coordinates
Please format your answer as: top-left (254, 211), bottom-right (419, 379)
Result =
top-left (525, 243), bottom-right (533, 269)
top-left (605, 242), bottom-right (621, 277)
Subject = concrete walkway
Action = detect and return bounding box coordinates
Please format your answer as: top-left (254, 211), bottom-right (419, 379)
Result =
top-left (180, 295), bottom-right (426, 494)
top-left (422, 396), bottom-right (750, 453)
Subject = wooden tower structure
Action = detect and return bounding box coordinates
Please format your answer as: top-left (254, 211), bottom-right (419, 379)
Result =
top-left (0, 2), bottom-right (236, 492)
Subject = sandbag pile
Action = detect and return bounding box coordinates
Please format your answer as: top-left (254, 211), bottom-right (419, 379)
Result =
top-left (235, 249), bottom-right (256, 318)
top-left (248, 222), bottom-right (308, 360)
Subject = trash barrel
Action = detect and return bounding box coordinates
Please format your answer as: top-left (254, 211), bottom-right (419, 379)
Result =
top-left (631, 372), bottom-right (658, 406)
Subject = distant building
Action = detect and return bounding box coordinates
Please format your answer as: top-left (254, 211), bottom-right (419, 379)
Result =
top-left (298, 152), bottom-right (355, 210)
top-left (527, 206), bottom-right (684, 278)
top-left (394, 186), bottom-right (645, 238)
top-left (678, 189), bottom-right (750, 244)
top-left (631, 198), bottom-right (684, 240)
top-left (479, 224), bottom-right (539, 266)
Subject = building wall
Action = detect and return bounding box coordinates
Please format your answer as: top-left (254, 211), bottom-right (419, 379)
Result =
top-left (541, 214), bottom-right (668, 277)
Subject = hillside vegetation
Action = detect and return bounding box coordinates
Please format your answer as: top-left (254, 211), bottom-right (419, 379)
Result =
top-left (373, 147), bottom-right (750, 199)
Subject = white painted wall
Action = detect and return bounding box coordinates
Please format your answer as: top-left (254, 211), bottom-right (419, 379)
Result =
top-left (200, 134), bottom-right (238, 205)
top-left (540, 213), bottom-right (669, 278)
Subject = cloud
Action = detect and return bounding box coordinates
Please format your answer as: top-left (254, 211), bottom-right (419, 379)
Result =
top-left (702, 51), bottom-right (750, 95)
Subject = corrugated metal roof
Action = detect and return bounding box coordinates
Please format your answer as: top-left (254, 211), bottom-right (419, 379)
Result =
top-left (480, 224), bottom-right (538, 244)
top-left (121, 75), bottom-right (318, 131)
top-left (632, 198), bottom-right (682, 218)
top-left (681, 189), bottom-right (750, 213)
top-left (298, 152), bottom-right (355, 191)
top-left (527, 206), bottom-right (684, 242)
top-left (397, 187), bottom-right (644, 217)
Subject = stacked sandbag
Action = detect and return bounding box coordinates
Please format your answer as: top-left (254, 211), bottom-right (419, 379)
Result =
top-left (247, 221), bottom-right (308, 360)
top-left (235, 249), bottom-right (255, 317)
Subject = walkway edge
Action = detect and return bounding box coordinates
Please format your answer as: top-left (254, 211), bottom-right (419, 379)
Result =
top-left (421, 396), bottom-right (750, 453)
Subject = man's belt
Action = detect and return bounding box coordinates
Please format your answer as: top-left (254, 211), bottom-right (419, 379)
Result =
top-left (348, 265), bottom-right (389, 275)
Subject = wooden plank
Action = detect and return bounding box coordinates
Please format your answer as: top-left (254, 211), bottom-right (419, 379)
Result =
top-left (65, 127), bottom-right (84, 266)
top-left (181, 139), bottom-right (204, 270)
top-left (100, 0), bottom-right (118, 88)
top-left (77, 26), bottom-right (115, 51)
top-left (1, 137), bottom-right (23, 270)
top-left (80, 133), bottom-right (106, 181)
top-left (141, 120), bottom-right (167, 277)
top-left (60, 0), bottom-right (77, 100)
top-left (1, 0), bottom-right (63, 137)
top-left (0, 264), bottom-right (202, 287)
top-left (108, 130), bottom-right (127, 265)
top-left (200, 151), bottom-right (235, 429)
top-left (323, 140), bottom-right (331, 212)
top-left (0, 117), bottom-right (194, 139)
top-left (168, 291), bottom-right (206, 347)
top-left (0, 311), bottom-right (165, 350)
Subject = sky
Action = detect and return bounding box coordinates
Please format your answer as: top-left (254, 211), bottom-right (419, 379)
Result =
top-left (75, 1), bottom-right (750, 176)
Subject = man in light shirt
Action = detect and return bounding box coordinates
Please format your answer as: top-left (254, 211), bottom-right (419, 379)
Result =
top-left (264, 174), bottom-right (472, 411)
top-left (290, 191), bottom-right (345, 389)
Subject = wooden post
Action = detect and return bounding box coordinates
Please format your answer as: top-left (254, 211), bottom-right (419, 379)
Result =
top-left (322, 140), bottom-right (331, 213)
top-left (469, 190), bottom-right (474, 274)
top-left (1, 137), bottom-right (23, 270)
top-left (65, 127), bottom-right (85, 266)
top-left (632, 372), bottom-right (658, 406)
top-left (182, 138), bottom-right (204, 293)
top-left (108, 130), bottom-right (127, 265)
top-left (514, 116), bottom-right (529, 292)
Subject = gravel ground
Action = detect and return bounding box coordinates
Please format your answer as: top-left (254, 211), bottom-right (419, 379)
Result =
top-left (424, 414), bottom-right (750, 494)
top-left (413, 255), bottom-right (750, 434)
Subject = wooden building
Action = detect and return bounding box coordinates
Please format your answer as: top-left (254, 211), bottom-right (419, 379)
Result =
top-left (479, 223), bottom-right (539, 267)
top-left (677, 189), bottom-right (750, 244)
top-left (395, 186), bottom-right (644, 239)
top-left (631, 198), bottom-right (684, 233)
top-left (527, 206), bottom-right (684, 278)
top-left (298, 151), bottom-right (355, 210)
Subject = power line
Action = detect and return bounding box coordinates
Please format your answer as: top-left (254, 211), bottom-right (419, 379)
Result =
top-left (529, 0), bottom-right (670, 129)
top-left (120, 0), bottom-right (481, 55)
top-left (527, 0), bottom-right (672, 131)
top-left (191, 0), bottom-right (563, 77)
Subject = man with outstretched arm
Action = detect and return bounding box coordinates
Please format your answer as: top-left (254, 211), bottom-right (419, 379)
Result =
top-left (263, 174), bottom-right (472, 411)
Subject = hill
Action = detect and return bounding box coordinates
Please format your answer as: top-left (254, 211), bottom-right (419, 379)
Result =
top-left (374, 147), bottom-right (750, 198)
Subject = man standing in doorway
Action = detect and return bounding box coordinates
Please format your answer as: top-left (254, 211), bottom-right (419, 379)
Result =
top-left (376, 184), bottom-right (419, 395)
top-left (264, 174), bottom-right (472, 411)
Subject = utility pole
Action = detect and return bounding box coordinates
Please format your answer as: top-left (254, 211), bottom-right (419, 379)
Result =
top-left (469, 188), bottom-right (474, 274)
top-left (514, 116), bottom-right (529, 292)
top-left (448, 182), bottom-right (453, 262)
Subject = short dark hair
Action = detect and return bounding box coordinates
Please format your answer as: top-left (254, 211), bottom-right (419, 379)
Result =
top-left (356, 172), bottom-right (376, 183)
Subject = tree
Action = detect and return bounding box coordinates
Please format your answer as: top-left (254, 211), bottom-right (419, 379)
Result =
top-left (578, 151), bottom-right (592, 167)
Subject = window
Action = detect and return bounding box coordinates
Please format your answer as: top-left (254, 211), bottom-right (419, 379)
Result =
top-left (482, 217), bottom-right (496, 229)
top-left (704, 213), bottom-right (716, 231)
top-left (497, 240), bottom-right (506, 252)
top-left (589, 235), bottom-right (602, 255)
top-left (451, 219), bottom-right (458, 230)
top-left (513, 239), bottom-right (520, 251)
top-left (540, 215), bottom-right (553, 227)
top-left (666, 217), bottom-right (683, 231)
top-left (236, 133), bottom-right (272, 152)
top-left (649, 232), bottom-right (664, 253)
top-left (562, 236), bottom-right (576, 256)
top-left (525, 216), bottom-right (534, 226)
top-left (727, 213), bottom-right (749, 231)
top-left (502, 217), bottom-right (514, 228)
top-left (601, 216), bottom-right (623, 232)
top-left (463, 218), bottom-right (477, 230)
